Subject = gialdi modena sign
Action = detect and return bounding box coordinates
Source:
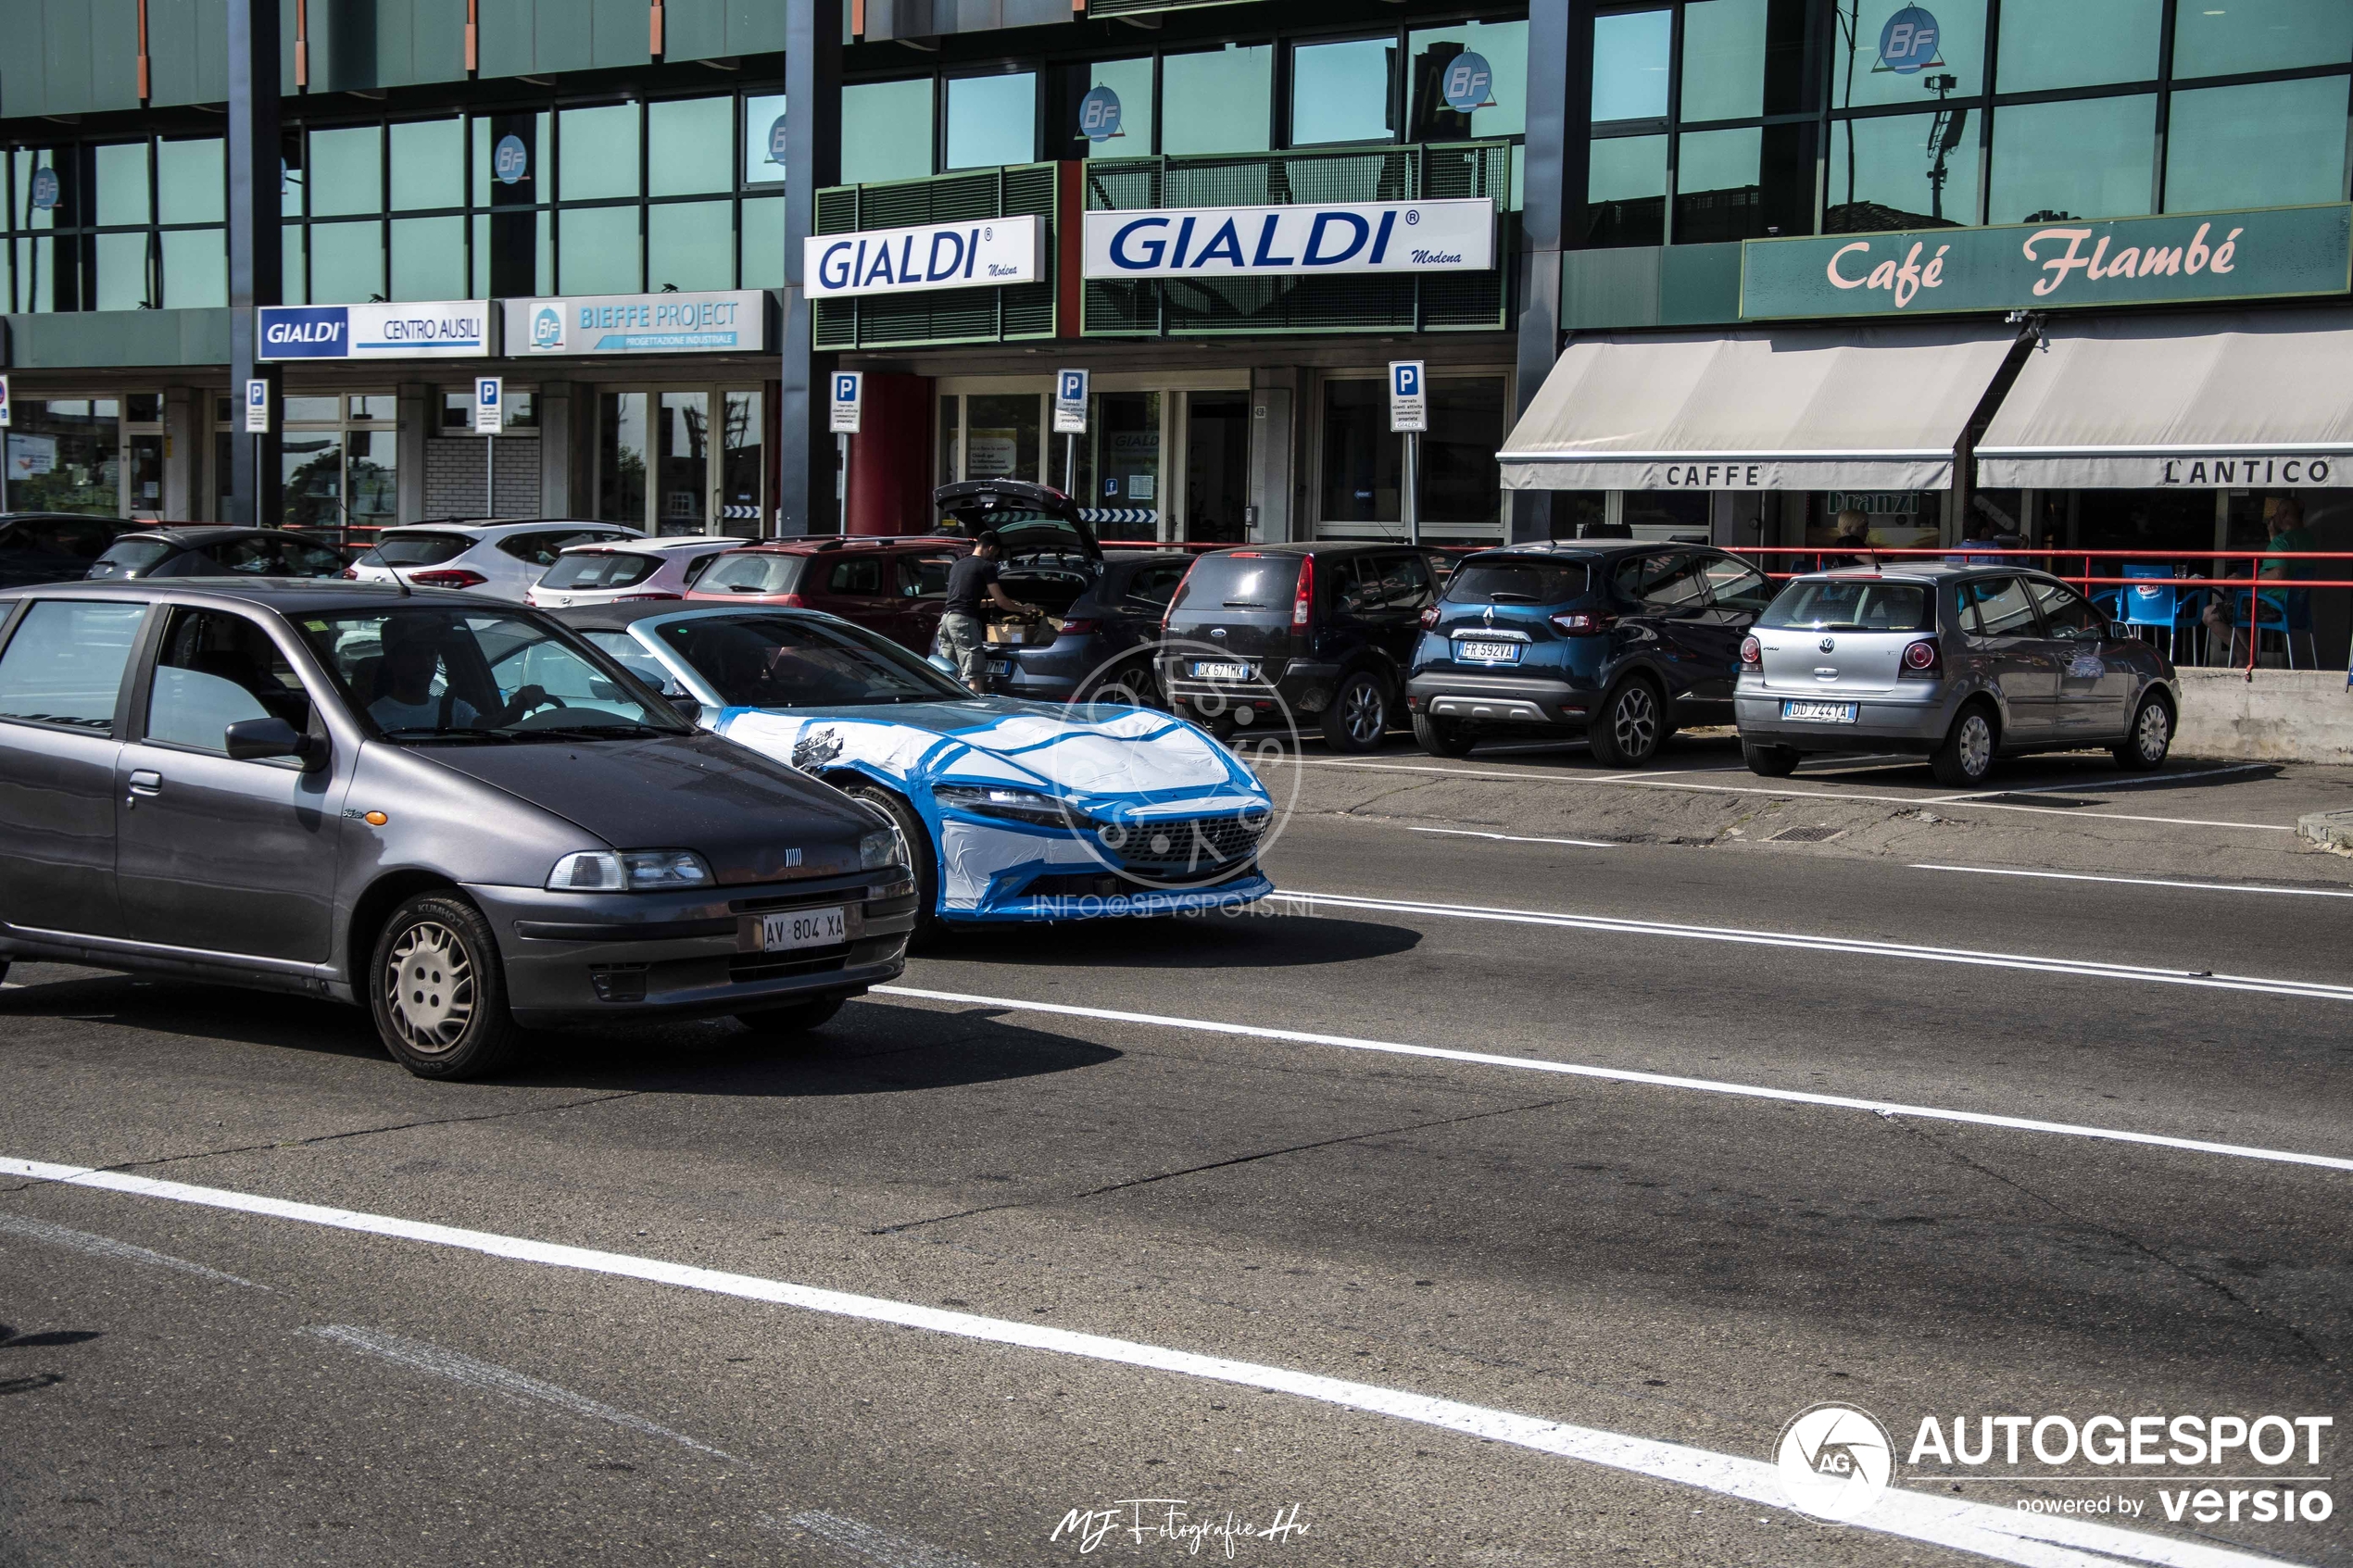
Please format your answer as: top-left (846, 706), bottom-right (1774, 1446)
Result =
top-left (1082, 199), bottom-right (1494, 279)
top-left (1741, 203), bottom-right (2352, 320)
top-left (803, 216), bottom-right (1044, 299)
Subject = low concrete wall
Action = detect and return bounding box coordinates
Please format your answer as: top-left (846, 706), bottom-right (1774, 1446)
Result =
top-left (2175, 668), bottom-right (2353, 763)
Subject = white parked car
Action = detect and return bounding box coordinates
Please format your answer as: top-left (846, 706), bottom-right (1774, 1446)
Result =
top-left (344, 521), bottom-right (642, 601)
top-left (525, 536), bottom-right (755, 610)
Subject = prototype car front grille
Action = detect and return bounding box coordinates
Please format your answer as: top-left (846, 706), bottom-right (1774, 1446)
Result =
top-left (1109, 813), bottom-right (1269, 872)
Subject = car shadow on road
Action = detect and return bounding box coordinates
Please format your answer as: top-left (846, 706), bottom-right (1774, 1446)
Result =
top-left (0, 965), bottom-right (1122, 1096)
top-left (933, 910), bottom-right (1420, 970)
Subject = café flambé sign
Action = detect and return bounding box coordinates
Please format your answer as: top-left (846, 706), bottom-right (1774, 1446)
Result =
top-left (1740, 203), bottom-right (2353, 320)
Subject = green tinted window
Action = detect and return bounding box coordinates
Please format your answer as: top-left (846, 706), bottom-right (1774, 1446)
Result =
top-left (157, 138), bottom-right (224, 225)
top-left (739, 195), bottom-right (784, 287)
top-left (648, 200), bottom-right (733, 291)
top-left (2173, 0), bottom-right (2353, 77)
top-left (1996, 0), bottom-right (2161, 92)
top-left (1828, 109), bottom-right (1979, 231)
top-left (1592, 8), bottom-right (1671, 120)
top-left (390, 119), bottom-right (463, 211)
top-left (1080, 58), bottom-right (1152, 157)
top-left (560, 205), bottom-right (641, 294)
top-left (94, 143), bottom-right (150, 226)
top-left (1163, 46), bottom-right (1274, 155)
top-left (744, 93), bottom-right (787, 184)
top-left (560, 104), bottom-right (641, 201)
top-left (648, 96), bottom-right (733, 196)
top-left (945, 73), bottom-right (1038, 169)
top-left (309, 125), bottom-right (383, 216)
top-left (2166, 76), bottom-right (2351, 213)
top-left (1680, 0), bottom-right (1766, 120)
top-left (1989, 95), bottom-right (2155, 225)
top-left (1292, 38), bottom-right (1395, 146)
top-left (309, 219), bottom-right (385, 305)
top-left (841, 79), bottom-right (934, 183)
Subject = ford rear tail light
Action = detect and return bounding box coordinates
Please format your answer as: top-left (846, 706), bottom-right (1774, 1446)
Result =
top-left (1740, 634), bottom-right (1762, 667)
top-left (409, 569), bottom-right (488, 589)
top-left (1291, 554), bottom-right (1315, 629)
top-left (1901, 639), bottom-right (1942, 677)
top-left (1419, 606), bottom-right (1441, 630)
top-left (1549, 611), bottom-right (1616, 636)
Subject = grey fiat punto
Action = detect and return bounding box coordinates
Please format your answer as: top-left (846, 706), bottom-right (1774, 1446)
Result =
top-left (1734, 564), bottom-right (2180, 788)
top-left (0, 580), bottom-right (915, 1078)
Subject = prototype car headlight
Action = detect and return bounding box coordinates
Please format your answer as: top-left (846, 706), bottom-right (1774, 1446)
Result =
top-left (858, 827), bottom-right (905, 871)
top-left (547, 848), bottom-right (713, 892)
top-left (933, 784), bottom-right (1088, 830)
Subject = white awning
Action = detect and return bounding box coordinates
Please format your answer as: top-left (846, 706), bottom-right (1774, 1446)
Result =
top-left (1499, 322), bottom-right (2024, 493)
top-left (1977, 309), bottom-right (2353, 489)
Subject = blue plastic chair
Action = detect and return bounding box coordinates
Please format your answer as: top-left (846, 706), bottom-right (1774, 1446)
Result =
top-left (2116, 565), bottom-right (2185, 661)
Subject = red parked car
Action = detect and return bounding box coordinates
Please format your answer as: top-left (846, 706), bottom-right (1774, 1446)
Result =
top-left (685, 535), bottom-right (973, 654)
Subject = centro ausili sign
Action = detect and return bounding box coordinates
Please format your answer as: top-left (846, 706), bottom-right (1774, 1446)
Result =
top-left (1740, 203), bottom-right (2352, 320)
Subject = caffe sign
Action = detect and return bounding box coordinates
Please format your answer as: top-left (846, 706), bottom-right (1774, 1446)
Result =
top-left (1742, 203), bottom-right (2352, 320)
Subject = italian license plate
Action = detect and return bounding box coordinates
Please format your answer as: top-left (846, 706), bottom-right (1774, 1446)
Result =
top-left (1455, 639), bottom-right (1520, 663)
top-left (1191, 659), bottom-right (1252, 681)
top-left (1781, 699), bottom-right (1859, 723)
top-left (761, 906), bottom-right (848, 951)
top-left (988, 659), bottom-right (1013, 675)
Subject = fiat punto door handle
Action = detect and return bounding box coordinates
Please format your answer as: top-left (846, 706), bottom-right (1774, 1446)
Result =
top-left (127, 770), bottom-right (163, 799)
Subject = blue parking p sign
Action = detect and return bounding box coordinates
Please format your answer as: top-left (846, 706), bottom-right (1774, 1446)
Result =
top-left (830, 371), bottom-right (863, 434)
top-left (1388, 360), bottom-right (1427, 433)
top-left (1053, 368), bottom-right (1088, 434)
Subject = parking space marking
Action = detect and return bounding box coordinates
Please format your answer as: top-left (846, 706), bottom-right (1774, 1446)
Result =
top-left (875, 987), bottom-right (2353, 1175)
top-left (1275, 889), bottom-right (2353, 1000)
top-left (1405, 827), bottom-right (1618, 848)
top-left (0, 1157), bottom-right (2303, 1568)
top-left (1927, 763), bottom-right (2271, 802)
top-left (1913, 864), bottom-right (2353, 899)
top-left (1265, 757), bottom-right (2298, 832)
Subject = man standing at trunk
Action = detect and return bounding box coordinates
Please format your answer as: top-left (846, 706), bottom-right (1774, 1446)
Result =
top-left (937, 530), bottom-right (1042, 695)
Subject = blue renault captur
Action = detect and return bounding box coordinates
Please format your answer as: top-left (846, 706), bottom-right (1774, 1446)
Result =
top-left (1403, 541), bottom-right (1778, 766)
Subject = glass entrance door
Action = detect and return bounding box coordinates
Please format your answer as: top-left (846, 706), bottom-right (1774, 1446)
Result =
top-left (655, 391), bottom-right (709, 536)
top-left (597, 386), bottom-right (762, 536)
top-left (1182, 391), bottom-right (1250, 544)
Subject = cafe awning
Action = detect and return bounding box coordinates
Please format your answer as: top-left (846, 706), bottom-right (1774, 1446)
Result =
top-left (1977, 308), bottom-right (2353, 489)
top-left (1498, 322), bottom-right (2026, 492)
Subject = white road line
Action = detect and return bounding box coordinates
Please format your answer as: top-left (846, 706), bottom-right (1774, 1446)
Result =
top-left (304, 1323), bottom-right (734, 1460)
top-left (1913, 864), bottom-right (2353, 899)
top-left (1268, 758), bottom-right (2297, 832)
top-left (0, 1209), bottom-right (264, 1288)
top-left (1404, 826), bottom-right (1618, 848)
top-left (875, 987), bottom-right (2353, 1175)
top-left (772, 1510), bottom-right (987, 1568)
top-left (1929, 763), bottom-right (2271, 802)
top-left (1273, 888), bottom-right (2353, 1003)
top-left (0, 1157), bottom-right (2301, 1568)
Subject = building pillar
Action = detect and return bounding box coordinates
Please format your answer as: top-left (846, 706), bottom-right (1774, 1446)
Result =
top-left (844, 373), bottom-right (933, 535)
top-left (1510, 1), bottom-right (1579, 543)
top-left (226, 0), bottom-right (282, 527)
top-left (780, 0), bottom-right (844, 536)
top-left (396, 383), bottom-right (430, 522)
top-left (162, 386), bottom-right (196, 521)
top-left (537, 381), bottom-right (574, 515)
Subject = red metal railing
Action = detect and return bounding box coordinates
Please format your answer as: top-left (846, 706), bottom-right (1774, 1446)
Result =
top-left (1723, 546), bottom-right (2353, 674)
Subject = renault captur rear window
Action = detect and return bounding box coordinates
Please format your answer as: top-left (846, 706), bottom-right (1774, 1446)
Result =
top-left (1760, 580), bottom-right (1935, 633)
top-left (1442, 559), bottom-right (1590, 606)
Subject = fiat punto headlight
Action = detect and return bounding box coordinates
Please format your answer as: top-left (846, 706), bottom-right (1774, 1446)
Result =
top-left (547, 848), bottom-right (712, 892)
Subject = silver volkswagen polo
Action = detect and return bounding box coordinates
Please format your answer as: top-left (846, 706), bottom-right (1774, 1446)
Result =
top-left (1734, 565), bottom-right (2180, 787)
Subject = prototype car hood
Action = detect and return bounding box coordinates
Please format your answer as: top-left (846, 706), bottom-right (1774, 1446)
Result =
top-left (414, 729), bottom-right (884, 884)
top-left (711, 698), bottom-right (1264, 819)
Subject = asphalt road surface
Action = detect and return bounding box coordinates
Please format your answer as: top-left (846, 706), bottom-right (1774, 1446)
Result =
top-left (4, 739), bottom-right (2349, 1567)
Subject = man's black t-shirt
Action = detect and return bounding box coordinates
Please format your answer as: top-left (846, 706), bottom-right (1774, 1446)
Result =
top-left (944, 554), bottom-right (998, 617)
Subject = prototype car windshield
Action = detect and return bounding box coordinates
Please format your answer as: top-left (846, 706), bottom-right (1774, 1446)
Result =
top-left (292, 607), bottom-right (687, 742)
top-left (1759, 581), bottom-right (1935, 633)
top-left (657, 614), bottom-right (970, 709)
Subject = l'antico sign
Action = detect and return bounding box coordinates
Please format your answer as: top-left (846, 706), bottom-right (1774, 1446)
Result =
top-left (1825, 220), bottom-right (2246, 309)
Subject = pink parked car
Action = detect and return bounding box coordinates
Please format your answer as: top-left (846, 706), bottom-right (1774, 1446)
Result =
top-left (526, 536), bottom-right (755, 609)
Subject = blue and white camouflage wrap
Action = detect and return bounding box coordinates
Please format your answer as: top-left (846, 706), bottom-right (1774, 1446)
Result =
top-left (706, 697), bottom-right (1276, 922)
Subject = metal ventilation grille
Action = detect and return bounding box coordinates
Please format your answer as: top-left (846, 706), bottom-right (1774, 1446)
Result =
top-left (1081, 142), bottom-right (1512, 338)
top-left (812, 164), bottom-right (1057, 350)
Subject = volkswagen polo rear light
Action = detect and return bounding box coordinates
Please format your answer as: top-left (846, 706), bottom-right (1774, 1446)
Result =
top-left (409, 569), bottom-right (488, 589)
top-left (1740, 634), bottom-right (1762, 667)
top-left (1901, 639), bottom-right (1942, 677)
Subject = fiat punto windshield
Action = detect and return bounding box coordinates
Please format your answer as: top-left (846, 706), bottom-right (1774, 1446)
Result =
top-left (292, 606), bottom-right (691, 743)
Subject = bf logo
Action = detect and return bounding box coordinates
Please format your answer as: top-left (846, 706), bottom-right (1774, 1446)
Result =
top-left (1078, 85), bottom-right (1122, 141)
top-left (1392, 363), bottom-right (1422, 399)
top-left (1441, 56), bottom-right (1491, 113)
top-left (494, 134), bottom-right (528, 184)
top-left (1878, 6), bottom-right (1941, 73)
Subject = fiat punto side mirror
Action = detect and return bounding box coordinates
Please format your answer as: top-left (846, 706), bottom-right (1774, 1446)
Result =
top-left (224, 716), bottom-right (324, 770)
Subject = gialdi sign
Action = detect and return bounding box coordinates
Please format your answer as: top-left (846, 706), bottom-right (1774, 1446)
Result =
top-left (803, 216), bottom-right (1044, 299)
top-left (258, 302), bottom-right (490, 359)
top-left (1082, 199), bottom-right (1493, 279)
top-left (1741, 204), bottom-right (2352, 320)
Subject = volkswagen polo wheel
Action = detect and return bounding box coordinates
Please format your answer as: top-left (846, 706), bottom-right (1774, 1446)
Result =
top-left (2111, 693), bottom-right (2172, 772)
top-left (1931, 703), bottom-right (1999, 788)
top-left (369, 893), bottom-right (520, 1080)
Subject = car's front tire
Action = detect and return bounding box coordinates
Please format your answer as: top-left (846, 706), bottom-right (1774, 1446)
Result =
top-left (1320, 671), bottom-right (1390, 753)
top-left (1930, 703), bottom-right (1999, 788)
top-left (1742, 740), bottom-right (1801, 777)
top-left (1588, 677), bottom-right (1666, 768)
top-left (843, 782), bottom-right (941, 950)
top-left (1412, 712), bottom-right (1477, 758)
top-left (369, 892), bottom-right (520, 1080)
top-left (2112, 693), bottom-right (2173, 771)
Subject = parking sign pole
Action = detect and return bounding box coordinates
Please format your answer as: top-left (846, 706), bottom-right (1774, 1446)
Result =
top-left (1403, 432), bottom-right (1419, 547)
top-left (0, 374), bottom-right (10, 515)
top-left (1388, 360), bottom-right (1427, 548)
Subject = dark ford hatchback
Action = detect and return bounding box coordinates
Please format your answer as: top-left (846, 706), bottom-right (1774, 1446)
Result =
top-left (1405, 542), bottom-right (1776, 765)
top-left (0, 581), bottom-right (914, 1079)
